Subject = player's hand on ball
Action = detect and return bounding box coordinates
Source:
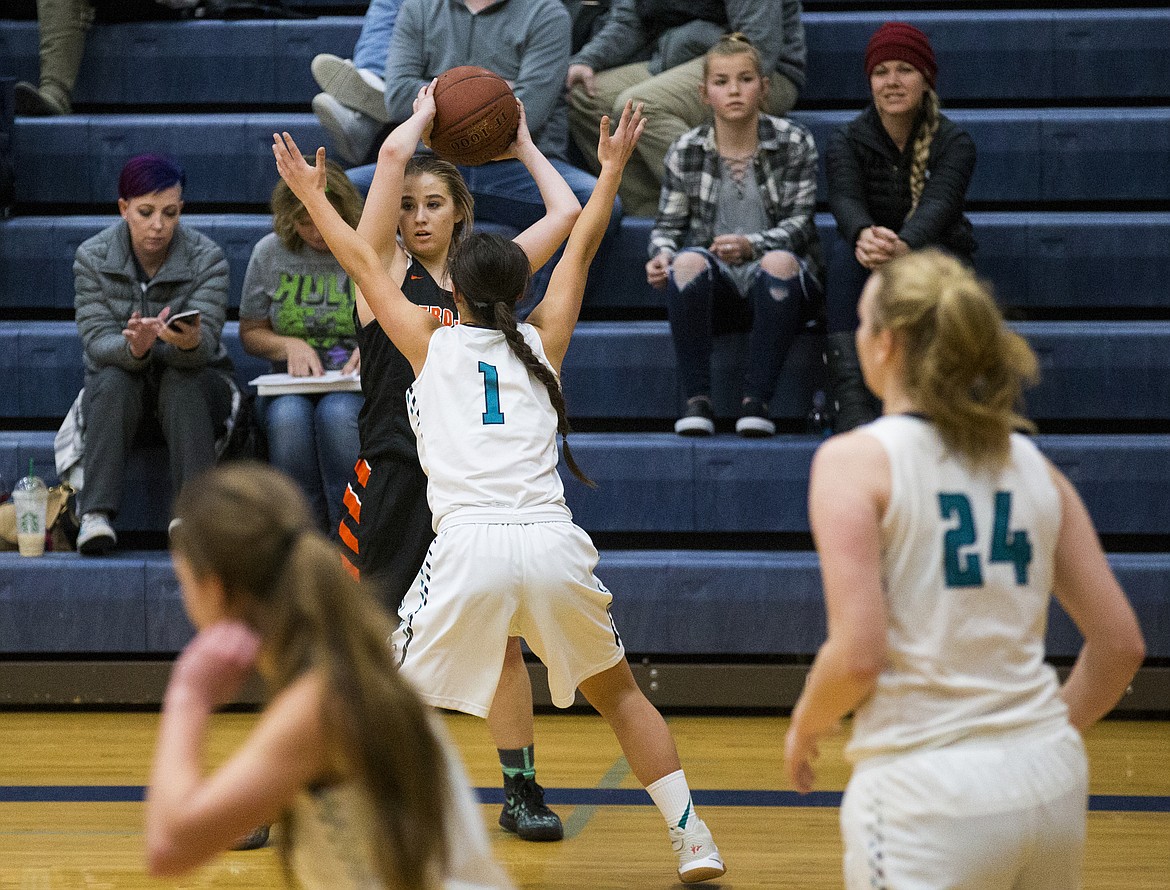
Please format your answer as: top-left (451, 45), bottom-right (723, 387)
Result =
top-left (492, 99), bottom-right (533, 162)
top-left (168, 620), bottom-right (262, 711)
top-left (597, 100), bottom-right (645, 171)
top-left (412, 78), bottom-right (438, 147)
top-left (272, 132), bottom-right (326, 203)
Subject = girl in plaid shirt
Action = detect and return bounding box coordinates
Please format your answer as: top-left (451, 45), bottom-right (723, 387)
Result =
top-left (647, 34), bottom-right (823, 437)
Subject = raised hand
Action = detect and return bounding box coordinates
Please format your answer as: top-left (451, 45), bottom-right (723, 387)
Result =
top-left (167, 620), bottom-right (262, 712)
top-left (493, 99), bottom-right (535, 162)
top-left (272, 132), bottom-right (327, 205)
top-left (597, 100), bottom-right (645, 172)
top-left (410, 78), bottom-right (438, 150)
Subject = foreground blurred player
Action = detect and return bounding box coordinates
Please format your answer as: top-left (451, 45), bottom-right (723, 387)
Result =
top-left (146, 462), bottom-right (513, 889)
top-left (785, 249), bottom-right (1145, 889)
top-left (273, 94), bottom-right (726, 883)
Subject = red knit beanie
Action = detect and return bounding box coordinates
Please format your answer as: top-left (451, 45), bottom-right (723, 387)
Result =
top-left (865, 22), bottom-right (937, 88)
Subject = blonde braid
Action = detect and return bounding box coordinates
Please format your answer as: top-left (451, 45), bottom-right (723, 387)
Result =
top-left (906, 89), bottom-right (940, 218)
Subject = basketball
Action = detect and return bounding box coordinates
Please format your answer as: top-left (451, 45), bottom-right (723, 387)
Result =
top-left (429, 66), bottom-right (519, 166)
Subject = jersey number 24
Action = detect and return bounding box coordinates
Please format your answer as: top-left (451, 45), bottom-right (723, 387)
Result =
top-left (938, 491), bottom-right (1033, 588)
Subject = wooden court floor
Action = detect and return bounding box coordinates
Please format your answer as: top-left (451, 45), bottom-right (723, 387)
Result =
top-left (0, 710), bottom-right (1167, 889)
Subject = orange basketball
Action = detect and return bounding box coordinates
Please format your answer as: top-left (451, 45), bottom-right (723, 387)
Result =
top-left (430, 66), bottom-right (519, 166)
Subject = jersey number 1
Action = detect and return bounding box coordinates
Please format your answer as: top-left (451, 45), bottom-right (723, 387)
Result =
top-left (478, 362), bottom-right (505, 425)
top-left (938, 491), bottom-right (1033, 588)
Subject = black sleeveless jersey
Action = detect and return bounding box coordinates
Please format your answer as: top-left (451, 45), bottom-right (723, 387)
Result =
top-left (355, 258), bottom-right (457, 461)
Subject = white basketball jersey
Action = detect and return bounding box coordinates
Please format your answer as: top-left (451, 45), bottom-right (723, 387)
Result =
top-left (846, 415), bottom-right (1070, 763)
top-left (407, 323), bottom-right (569, 527)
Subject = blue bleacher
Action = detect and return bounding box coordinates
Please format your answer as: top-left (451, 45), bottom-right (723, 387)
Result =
top-left (12, 108), bottom-right (1170, 206)
top-left (0, 5), bottom-right (1167, 682)
top-left (1, 548), bottom-right (1167, 659)
top-left (4, 11), bottom-right (1169, 107)
top-left (5, 212), bottom-right (1170, 313)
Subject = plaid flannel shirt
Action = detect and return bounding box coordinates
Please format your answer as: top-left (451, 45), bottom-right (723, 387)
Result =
top-left (649, 114), bottom-right (822, 273)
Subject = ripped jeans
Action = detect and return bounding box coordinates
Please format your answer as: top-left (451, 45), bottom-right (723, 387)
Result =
top-left (664, 247), bottom-right (822, 403)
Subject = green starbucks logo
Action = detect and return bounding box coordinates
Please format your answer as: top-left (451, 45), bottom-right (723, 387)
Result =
top-left (19, 512), bottom-right (40, 533)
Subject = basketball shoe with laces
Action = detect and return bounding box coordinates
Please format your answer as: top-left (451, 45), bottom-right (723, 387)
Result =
top-left (669, 816), bottom-right (725, 883)
top-left (499, 775), bottom-right (563, 841)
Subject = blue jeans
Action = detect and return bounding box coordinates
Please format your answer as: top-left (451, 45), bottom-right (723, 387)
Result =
top-left (347, 156), bottom-right (621, 317)
top-left (261, 392), bottom-right (362, 532)
top-left (351, 0), bottom-right (403, 77)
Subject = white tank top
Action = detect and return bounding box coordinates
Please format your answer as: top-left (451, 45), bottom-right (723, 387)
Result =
top-left (289, 719), bottom-right (514, 889)
top-left (846, 415), bottom-right (1070, 763)
top-left (407, 323), bottom-right (569, 528)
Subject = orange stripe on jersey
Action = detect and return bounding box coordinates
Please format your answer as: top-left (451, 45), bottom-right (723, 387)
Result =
top-left (340, 552), bottom-right (360, 580)
top-left (339, 520), bottom-right (360, 554)
top-left (355, 459), bottom-right (371, 487)
top-left (343, 483), bottom-right (362, 522)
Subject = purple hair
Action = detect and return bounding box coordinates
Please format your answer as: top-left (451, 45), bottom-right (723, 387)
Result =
top-left (117, 153), bottom-right (186, 200)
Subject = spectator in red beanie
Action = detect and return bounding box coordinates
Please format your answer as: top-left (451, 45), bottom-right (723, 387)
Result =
top-left (823, 21), bottom-right (977, 432)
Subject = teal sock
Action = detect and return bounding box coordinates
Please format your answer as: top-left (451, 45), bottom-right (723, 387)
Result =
top-left (499, 744), bottom-right (536, 784)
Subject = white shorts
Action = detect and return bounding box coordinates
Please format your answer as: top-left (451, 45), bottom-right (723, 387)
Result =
top-left (391, 515), bottom-right (625, 717)
top-left (841, 724), bottom-right (1089, 890)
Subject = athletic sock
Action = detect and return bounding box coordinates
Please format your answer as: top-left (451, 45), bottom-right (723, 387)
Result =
top-left (499, 744), bottom-right (536, 785)
top-left (646, 768), bottom-right (696, 830)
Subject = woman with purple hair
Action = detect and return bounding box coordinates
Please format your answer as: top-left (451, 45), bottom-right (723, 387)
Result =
top-left (73, 153), bottom-right (236, 557)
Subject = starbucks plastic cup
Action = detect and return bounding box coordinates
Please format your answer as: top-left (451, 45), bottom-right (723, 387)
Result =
top-left (13, 461), bottom-right (48, 557)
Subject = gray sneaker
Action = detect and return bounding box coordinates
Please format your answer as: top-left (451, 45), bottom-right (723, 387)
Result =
top-left (311, 92), bottom-right (382, 166)
top-left (311, 54), bottom-right (390, 124)
top-left (77, 512), bottom-right (116, 556)
top-left (669, 816), bottom-right (725, 883)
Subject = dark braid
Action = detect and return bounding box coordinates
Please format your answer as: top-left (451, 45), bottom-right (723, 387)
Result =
top-left (451, 232), bottom-right (595, 488)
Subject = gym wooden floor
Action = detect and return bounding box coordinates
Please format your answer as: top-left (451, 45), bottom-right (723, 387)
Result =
top-left (1, 711), bottom-right (1166, 889)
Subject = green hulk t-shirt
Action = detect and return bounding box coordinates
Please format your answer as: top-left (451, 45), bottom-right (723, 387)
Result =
top-left (240, 232), bottom-right (358, 371)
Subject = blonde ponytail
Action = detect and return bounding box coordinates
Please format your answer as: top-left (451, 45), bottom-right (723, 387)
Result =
top-left (871, 250), bottom-right (1038, 468)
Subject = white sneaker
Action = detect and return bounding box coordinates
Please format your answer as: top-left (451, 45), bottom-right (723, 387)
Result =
top-left (77, 512), bottom-right (117, 556)
top-left (311, 93), bottom-right (382, 166)
top-left (311, 53), bottom-right (390, 123)
top-left (669, 816), bottom-right (725, 883)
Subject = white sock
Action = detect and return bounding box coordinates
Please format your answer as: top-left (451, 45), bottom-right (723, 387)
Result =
top-left (357, 68), bottom-right (386, 91)
top-left (646, 769), bottom-right (695, 830)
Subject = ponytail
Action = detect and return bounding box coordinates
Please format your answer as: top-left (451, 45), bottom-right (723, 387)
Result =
top-left (871, 250), bottom-right (1037, 468)
top-left (171, 463), bottom-right (451, 890)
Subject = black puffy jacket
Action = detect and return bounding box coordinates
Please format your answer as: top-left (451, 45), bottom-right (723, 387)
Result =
top-left (826, 102), bottom-right (977, 260)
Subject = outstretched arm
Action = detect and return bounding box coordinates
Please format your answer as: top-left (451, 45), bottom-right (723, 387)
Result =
top-left (528, 101), bottom-right (644, 371)
top-left (503, 102), bottom-right (581, 273)
top-left (272, 133), bottom-right (437, 373)
top-left (357, 81), bottom-right (437, 260)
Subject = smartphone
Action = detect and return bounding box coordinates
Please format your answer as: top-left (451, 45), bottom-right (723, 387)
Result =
top-left (166, 308), bottom-right (201, 330)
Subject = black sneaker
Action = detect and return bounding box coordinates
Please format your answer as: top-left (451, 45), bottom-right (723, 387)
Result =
top-left (674, 396), bottom-right (715, 436)
top-left (735, 397), bottom-right (775, 437)
top-left (231, 825), bottom-right (270, 850)
top-left (499, 776), bottom-right (563, 842)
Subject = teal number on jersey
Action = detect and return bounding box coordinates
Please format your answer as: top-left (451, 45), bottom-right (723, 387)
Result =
top-left (938, 491), bottom-right (1033, 588)
top-left (938, 493), bottom-right (982, 587)
top-left (990, 491), bottom-right (1033, 584)
top-left (478, 361), bottom-right (505, 425)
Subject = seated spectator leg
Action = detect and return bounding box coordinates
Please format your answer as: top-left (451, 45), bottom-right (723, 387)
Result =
top-left (351, 0), bottom-right (400, 80)
top-left (664, 249), bottom-right (721, 403)
top-left (22, 0), bottom-right (94, 115)
top-left (345, 163), bottom-right (375, 198)
top-left (825, 235), bottom-right (880, 431)
top-left (155, 367), bottom-right (233, 502)
top-left (80, 365), bottom-right (146, 517)
top-left (568, 61), bottom-right (650, 176)
top-left (263, 393), bottom-right (329, 529)
top-left (457, 158), bottom-right (619, 317)
top-left (313, 391), bottom-right (362, 534)
top-left (743, 251), bottom-right (806, 406)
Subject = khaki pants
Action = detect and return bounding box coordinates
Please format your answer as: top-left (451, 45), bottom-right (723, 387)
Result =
top-left (569, 56), bottom-right (799, 216)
